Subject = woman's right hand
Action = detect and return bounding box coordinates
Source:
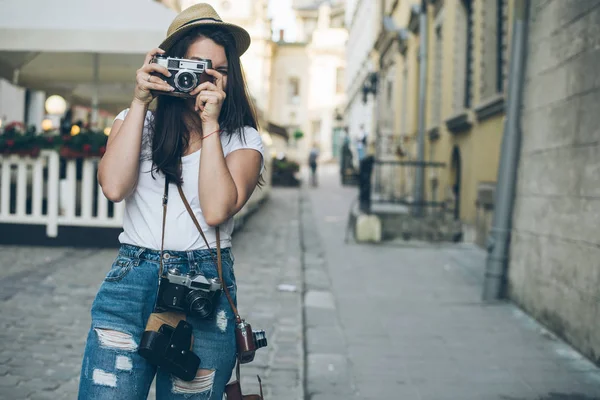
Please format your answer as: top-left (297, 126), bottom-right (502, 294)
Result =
top-left (133, 48), bottom-right (175, 105)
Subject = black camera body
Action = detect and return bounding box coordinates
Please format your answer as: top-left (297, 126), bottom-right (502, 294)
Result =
top-left (138, 320), bottom-right (200, 381)
top-left (157, 267), bottom-right (222, 318)
top-left (151, 55), bottom-right (212, 98)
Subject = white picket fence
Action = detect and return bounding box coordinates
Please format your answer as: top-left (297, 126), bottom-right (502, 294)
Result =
top-left (0, 150), bottom-right (124, 237)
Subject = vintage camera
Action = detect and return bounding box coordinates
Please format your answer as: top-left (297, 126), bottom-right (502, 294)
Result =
top-left (235, 319), bottom-right (268, 364)
top-left (151, 55), bottom-right (213, 97)
top-left (157, 267), bottom-right (222, 318)
top-left (138, 315), bottom-right (200, 381)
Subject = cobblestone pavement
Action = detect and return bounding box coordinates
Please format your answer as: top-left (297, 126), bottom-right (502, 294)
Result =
top-left (0, 187), bottom-right (303, 400)
top-left (301, 165), bottom-right (600, 400)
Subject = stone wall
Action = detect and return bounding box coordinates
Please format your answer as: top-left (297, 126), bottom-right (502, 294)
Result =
top-left (509, 0), bottom-right (600, 364)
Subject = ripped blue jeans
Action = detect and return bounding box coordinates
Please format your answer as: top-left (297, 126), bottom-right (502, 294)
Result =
top-left (78, 244), bottom-right (238, 400)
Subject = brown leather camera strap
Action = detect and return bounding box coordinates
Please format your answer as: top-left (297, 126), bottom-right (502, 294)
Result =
top-left (175, 184), bottom-right (241, 322)
top-left (160, 178), bottom-right (240, 322)
top-left (159, 178), bottom-right (170, 278)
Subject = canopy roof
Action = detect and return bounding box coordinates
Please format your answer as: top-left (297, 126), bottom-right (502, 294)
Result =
top-left (0, 0), bottom-right (175, 53)
top-left (0, 0), bottom-right (176, 114)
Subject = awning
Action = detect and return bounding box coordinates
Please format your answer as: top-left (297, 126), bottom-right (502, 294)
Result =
top-left (267, 122), bottom-right (289, 140)
top-left (0, 0), bottom-right (176, 115)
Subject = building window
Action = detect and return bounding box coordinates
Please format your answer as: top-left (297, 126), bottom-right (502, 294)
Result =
top-left (453, 0), bottom-right (473, 113)
top-left (288, 77), bottom-right (300, 104)
top-left (481, 0), bottom-right (506, 100)
top-left (401, 65), bottom-right (409, 135)
top-left (336, 67), bottom-right (345, 94)
top-left (312, 120), bottom-right (322, 142)
top-left (380, 74), bottom-right (394, 134)
top-left (465, 0), bottom-right (473, 109)
top-left (496, 0), bottom-right (506, 93)
top-left (432, 21), bottom-right (443, 127)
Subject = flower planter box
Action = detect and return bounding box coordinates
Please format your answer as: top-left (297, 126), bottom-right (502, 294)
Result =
top-left (59, 146), bottom-right (105, 159)
top-left (1, 148), bottom-right (41, 157)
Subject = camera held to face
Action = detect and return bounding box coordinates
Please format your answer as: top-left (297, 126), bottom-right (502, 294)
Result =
top-left (152, 55), bottom-right (213, 98)
top-left (157, 267), bottom-right (222, 318)
top-left (235, 319), bottom-right (268, 364)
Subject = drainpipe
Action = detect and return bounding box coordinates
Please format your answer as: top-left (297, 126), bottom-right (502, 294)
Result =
top-left (413, 0), bottom-right (428, 217)
top-left (482, 0), bottom-right (530, 301)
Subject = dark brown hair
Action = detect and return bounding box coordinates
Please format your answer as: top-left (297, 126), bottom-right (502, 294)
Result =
top-left (151, 27), bottom-right (258, 185)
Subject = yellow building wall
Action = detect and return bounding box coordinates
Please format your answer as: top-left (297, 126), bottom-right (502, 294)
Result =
top-left (427, 0), bottom-right (508, 227)
top-left (375, 0), bottom-right (509, 231)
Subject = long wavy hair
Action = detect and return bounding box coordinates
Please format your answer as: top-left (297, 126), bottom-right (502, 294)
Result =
top-left (150, 27), bottom-right (258, 185)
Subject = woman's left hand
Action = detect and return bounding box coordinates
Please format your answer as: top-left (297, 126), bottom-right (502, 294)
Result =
top-left (190, 69), bottom-right (226, 125)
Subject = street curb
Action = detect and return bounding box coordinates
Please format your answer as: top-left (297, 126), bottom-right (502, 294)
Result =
top-left (298, 189), bottom-right (307, 400)
top-left (299, 187), bottom-right (357, 400)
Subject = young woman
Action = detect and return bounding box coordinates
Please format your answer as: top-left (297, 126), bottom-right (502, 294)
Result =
top-left (78, 4), bottom-right (263, 399)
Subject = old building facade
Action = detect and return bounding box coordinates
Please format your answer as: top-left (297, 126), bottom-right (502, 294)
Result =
top-left (365, 0), bottom-right (513, 243)
top-left (269, 1), bottom-right (347, 162)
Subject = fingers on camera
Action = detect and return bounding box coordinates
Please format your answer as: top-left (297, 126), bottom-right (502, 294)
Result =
top-left (148, 80), bottom-right (174, 92)
top-left (145, 63), bottom-right (172, 77)
top-left (144, 47), bottom-right (165, 65)
top-left (189, 81), bottom-right (217, 96)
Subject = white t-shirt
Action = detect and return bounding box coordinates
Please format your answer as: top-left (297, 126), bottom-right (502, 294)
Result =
top-left (113, 108), bottom-right (264, 251)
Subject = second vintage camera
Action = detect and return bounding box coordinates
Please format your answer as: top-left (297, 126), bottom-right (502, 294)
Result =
top-left (235, 319), bottom-right (268, 364)
top-left (157, 267), bottom-right (222, 318)
top-left (151, 55), bottom-right (213, 97)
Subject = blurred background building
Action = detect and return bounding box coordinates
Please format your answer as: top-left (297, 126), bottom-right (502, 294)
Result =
top-left (345, 0), bottom-right (511, 244)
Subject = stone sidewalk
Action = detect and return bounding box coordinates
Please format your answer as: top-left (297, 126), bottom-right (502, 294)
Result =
top-left (0, 187), bottom-right (304, 400)
top-left (301, 165), bottom-right (600, 400)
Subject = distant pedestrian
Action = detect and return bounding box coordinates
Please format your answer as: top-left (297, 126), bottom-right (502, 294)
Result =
top-left (308, 143), bottom-right (320, 186)
top-left (357, 124), bottom-right (368, 161)
top-left (77, 4), bottom-right (265, 399)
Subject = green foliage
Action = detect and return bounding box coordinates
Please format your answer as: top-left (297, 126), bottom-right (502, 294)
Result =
top-left (293, 129), bottom-right (304, 140)
top-left (271, 157), bottom-right (301, 187)
top-left (0, 122), bottom-right (108, 157)
top-left (60, 131), bottom-right (108, 153)
top-left (0, 125), bottom-right (59, 154)
top-left (273, 158), bottom-right (300, 173)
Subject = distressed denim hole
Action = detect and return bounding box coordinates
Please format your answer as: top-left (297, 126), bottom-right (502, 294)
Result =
top-left (172, 369), bottom-right (215, 395)
top-left (94, 328), bottom-right (138, 351)
top-left (115, 355), bottom-right (133, 371)
top-left (92, 369), bottom-right (117, 388)
top-left (216, 309), bottom-right (228, 333)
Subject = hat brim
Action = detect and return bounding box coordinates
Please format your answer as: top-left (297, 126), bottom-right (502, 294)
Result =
top-left (159, 20), bottom-right (251, 57)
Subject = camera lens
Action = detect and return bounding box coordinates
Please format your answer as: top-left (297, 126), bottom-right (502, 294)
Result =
top-left (186, 290), bottom-right (213, 318)
top-left (252, 330), bottom-right (268, 349)
top-left (175, 70), bottom-right (197, 92)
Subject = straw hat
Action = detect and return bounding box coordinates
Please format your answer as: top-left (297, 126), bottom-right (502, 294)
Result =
top-left (159, 3), bottom-right (251, 56)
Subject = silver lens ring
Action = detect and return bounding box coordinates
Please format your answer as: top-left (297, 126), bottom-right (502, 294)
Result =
top-left (174, 69), bottom-right (198, 92)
